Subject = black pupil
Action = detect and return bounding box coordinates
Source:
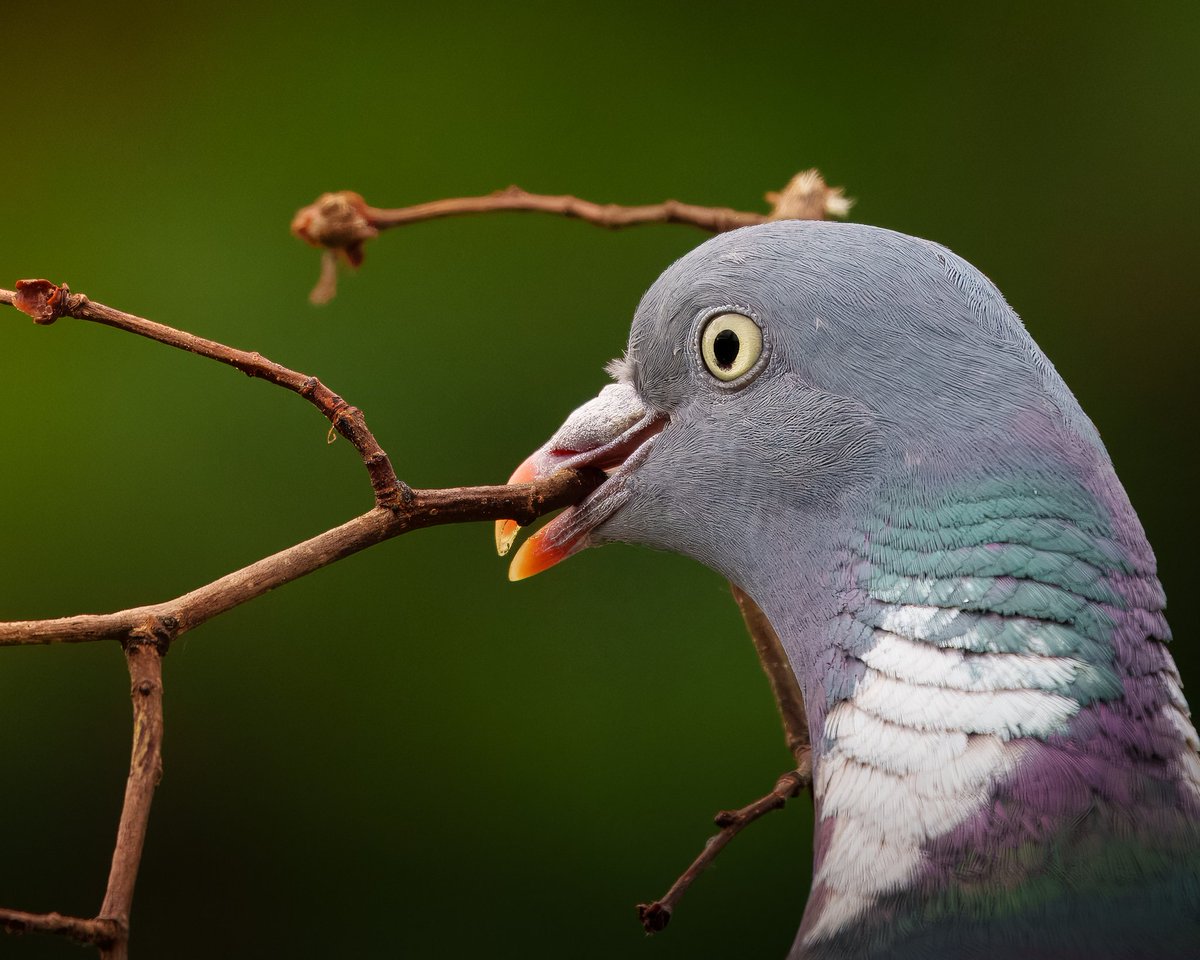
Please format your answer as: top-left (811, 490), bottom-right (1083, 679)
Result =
top-left (713, 329), bottom-right (740, 369)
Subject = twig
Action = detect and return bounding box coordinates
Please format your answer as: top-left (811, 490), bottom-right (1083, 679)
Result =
top-left (0, 281), bottom-right (604, 958)
top-left (2, 283), bottom-right (598, 649)
top-left (0, 640), bottom-right (164, 959)
top-left (731, 585), bottom-right (810, 766)
top-left (2, 282), bottom-right (404, 507)
top-left (628, 591), bottom-right (814, 936)
top-left (0, 909), bottom-right (117, 948)
top-left (290, 170), bottom-right (852, 303)
top-left (637, 766), bottom-right (813, 934)
top-left (0, 470), bottom-right (601, 648)
top-left (96, 638), bottom-right (166, 960)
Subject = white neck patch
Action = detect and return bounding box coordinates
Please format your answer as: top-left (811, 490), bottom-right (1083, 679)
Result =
top-left (802, 602), bottom-right (1086, 943)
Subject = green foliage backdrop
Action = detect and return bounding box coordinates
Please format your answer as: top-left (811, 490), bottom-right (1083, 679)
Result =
top-left (2, 3), bottom-right (1197, 957)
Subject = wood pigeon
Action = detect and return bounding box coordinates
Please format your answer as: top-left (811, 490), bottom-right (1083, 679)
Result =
top-left (495, 221), bottom-right (1200, 958)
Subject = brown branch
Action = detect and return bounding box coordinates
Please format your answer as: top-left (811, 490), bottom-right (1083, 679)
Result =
top-left (637, 765), bottom-right (813, 934)
top-left (2, 632), bottom-right (166, 960)
top-left (0, 279), bottom-right (607, 958)
top-left (290, 170), bottom-right (852, 303)
top-left (731, 585), bottom-right (811, 767)
top-left (3, 281), bottom-right (405, 508)
top-left (630, 593), bottom-right (815, 936)
top-left (1, 279), bottom-right (595, 643)
top-left (96, 638), bottom-right (165, 960)
top-left (0, 909), bottom-right (117, 948)
top-left (0, 469), bottom-right (602, 648)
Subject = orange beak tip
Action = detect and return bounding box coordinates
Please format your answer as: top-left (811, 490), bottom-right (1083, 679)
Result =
top-left (507, 528), bottom-right (568, 582)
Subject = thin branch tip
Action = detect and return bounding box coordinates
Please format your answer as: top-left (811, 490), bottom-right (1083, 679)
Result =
top-left (637, 764), bottom-right (812, 935)
top-left (10, 278), bottom-right (87, 325)
top-left (2, 281), bottom-right (405, 509)
top-left (289, 169), bottom-right (850, 301)
top-left (765, 169), bottom-right (853, 222)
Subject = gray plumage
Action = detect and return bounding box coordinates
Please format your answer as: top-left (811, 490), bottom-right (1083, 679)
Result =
top-left (504, 220), bottom-right (1200, 957)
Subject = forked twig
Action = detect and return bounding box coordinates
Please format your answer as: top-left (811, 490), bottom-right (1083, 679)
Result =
top-left (0, 637), bottom-right (165, 959)
top-left (637, 765), bottom-right (813, 934)
top-left (633, 587), bottom-right (814, 933)
top-left (0, 283), bottom-right (600, 956)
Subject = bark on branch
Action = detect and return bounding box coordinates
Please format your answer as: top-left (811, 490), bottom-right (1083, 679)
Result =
top-left (637, 765), bottom-right (813, 934)
top-left (0, 282), bottom-right (601, 958)
top-left (96, 639), bottom-right (166, 960)
top-left (732, 585), bottom-right (810, 768)
top-left (0, 637), bottom-right (165, 958)
top-left (290, 170), bottom-right (851, 303)
top-left (3, 280), bottom-right (405, 507)
top-left (0, 471), bottom-right (601, 648)
top-left (0, 910), bottom-right (117, 949)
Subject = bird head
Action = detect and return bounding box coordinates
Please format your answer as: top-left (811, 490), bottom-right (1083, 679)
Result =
top-left (497, 219), bottom-right (1096, 593)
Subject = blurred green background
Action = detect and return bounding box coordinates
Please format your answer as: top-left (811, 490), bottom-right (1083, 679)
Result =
top-left (2, 2), bottom-right (1197, 957)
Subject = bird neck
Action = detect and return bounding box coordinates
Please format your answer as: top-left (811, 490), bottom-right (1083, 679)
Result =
top-left (743, 462), bottom-right (1200, 959)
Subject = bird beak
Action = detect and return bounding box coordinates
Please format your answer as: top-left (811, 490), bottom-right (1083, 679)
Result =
top-left (495, 383), bottom-right (666, 580)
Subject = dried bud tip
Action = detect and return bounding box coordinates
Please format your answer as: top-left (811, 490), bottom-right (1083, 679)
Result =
top-left (290, 191), bottom-right (379, 254)
top-left (637, 902), bottom-right (671, 934)
top-left (766, 169), bottom-right (854, 222)
top-left (13, 279), bottom-right (72, 325)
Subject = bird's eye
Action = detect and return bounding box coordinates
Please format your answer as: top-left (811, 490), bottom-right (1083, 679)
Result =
top-left (700, 312), bottom-right (763, 382)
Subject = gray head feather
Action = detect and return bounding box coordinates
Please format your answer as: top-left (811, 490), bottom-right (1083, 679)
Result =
top-left (599, 220), bottom-right (1103, 585)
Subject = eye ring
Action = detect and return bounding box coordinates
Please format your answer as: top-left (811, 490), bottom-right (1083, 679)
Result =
top-left (698, 311), bottom-right (765, 383)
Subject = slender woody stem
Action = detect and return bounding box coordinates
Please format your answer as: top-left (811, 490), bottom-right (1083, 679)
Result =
top-left (731, 585), bottom-right (811, 766)
top-left (3, 282), bottom-right (404, 507)
top-left (97, 639), bottom-right (167, 960)
top-left (289, 170), bottom-right (851, 302)
top-left (0, 909), bottom-right (117, 947)
top-left (0, 281), bottom-right (602, 960)
top-left (0, 470), bottom-right (602, 648)
top-left (637, 765), bottom-right (813, 934)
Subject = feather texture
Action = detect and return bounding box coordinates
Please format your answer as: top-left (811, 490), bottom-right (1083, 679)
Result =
top-left (525, 219), bottom-right (1200, 956)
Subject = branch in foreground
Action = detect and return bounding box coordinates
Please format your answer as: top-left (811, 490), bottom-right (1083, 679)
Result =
top-left (2, 281), bottom-right (405, 508)
top-left (731, 585), bottom-right (810, 767)
top-left (0, 469), bottom-right (601, 648)
top-left (96, 638), bottom-right (165, 960)
top-left (290, 170), bottom-right (852, 303)
top-left (0, 639), bottom-right (163, 959)
top-left (2, 277), bottom-right (604, 958)
top-left (637, 764), bottom-right (813, 935)
top-left (0, 910), bottom-right (116, 949)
